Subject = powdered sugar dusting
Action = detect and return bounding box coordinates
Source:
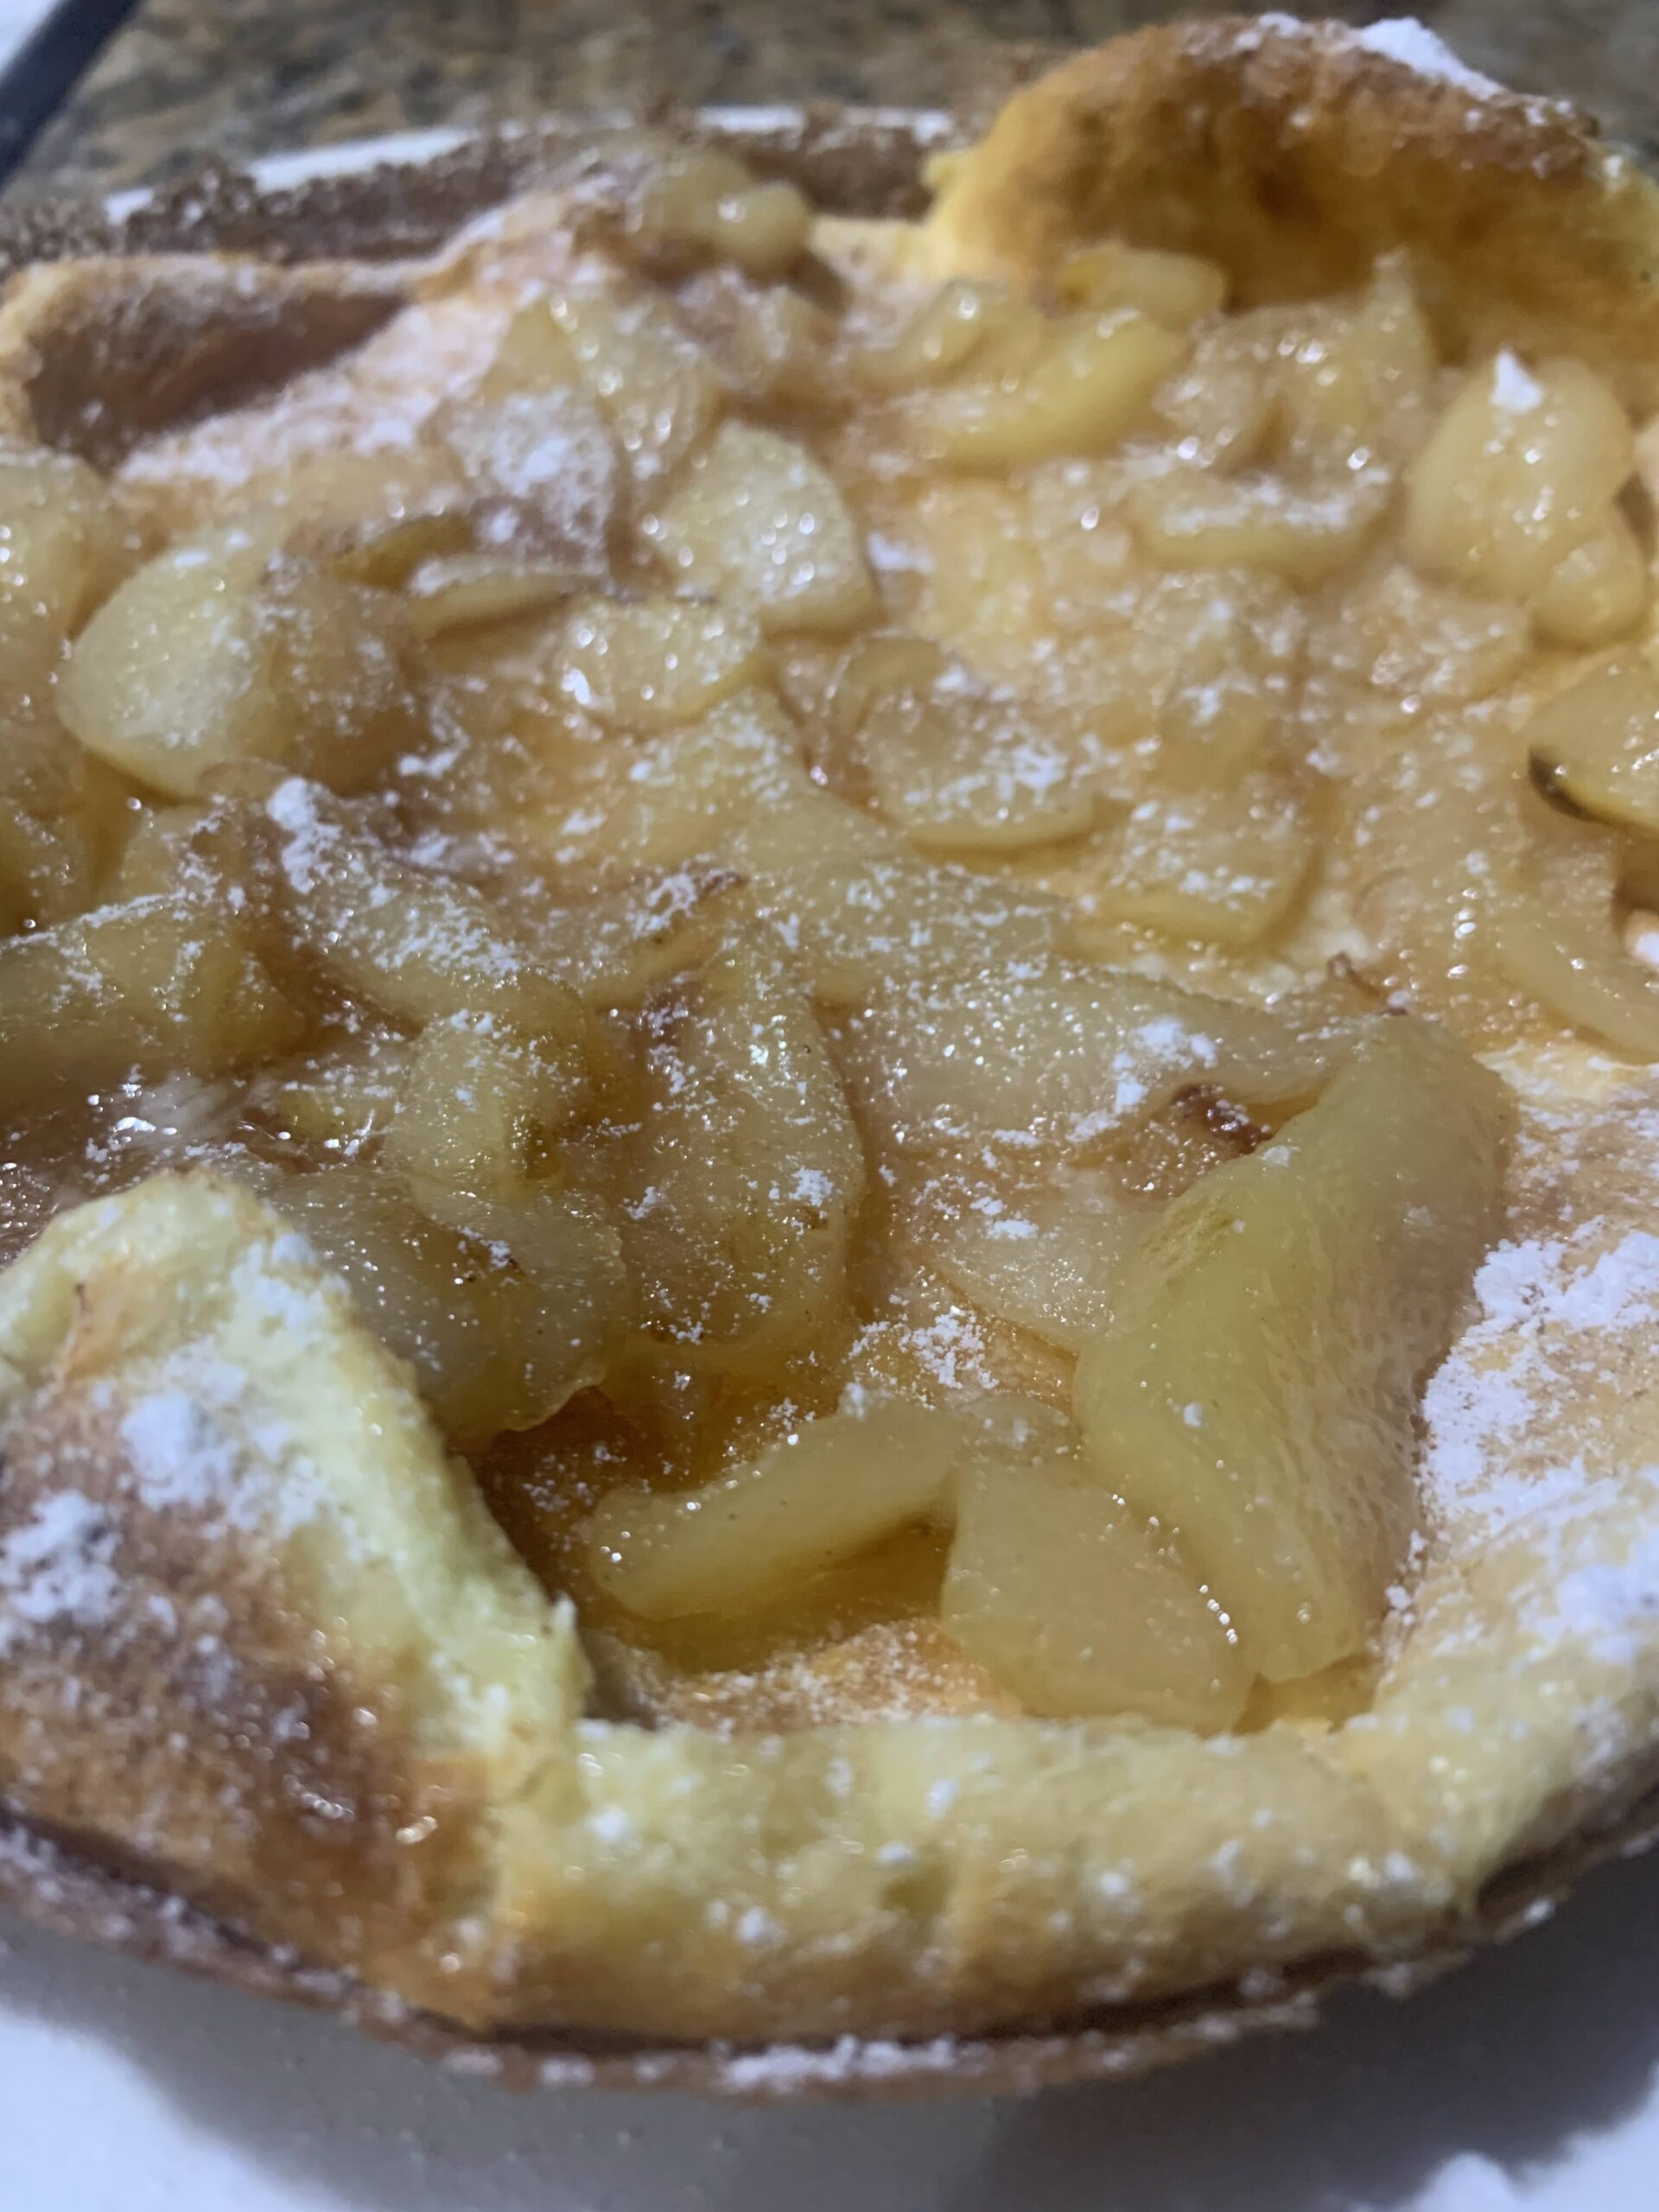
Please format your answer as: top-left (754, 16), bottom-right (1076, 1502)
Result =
top-left (118, 1366), bottom-right (321, 1543)
top-left (0, 1493), bottom-right (119, 1655)
top-left (1490, 349), bottom-right (1545, 416)
top-left (1554, 1522), bottom-right (1659, 1667)
top-left (1420, 1189), bottom-right (1659, 1677)
top-left (1559, 1232), bottom-right (1659, 1330)
top-left (718, 2031), bottom-right (963, 2094)
top-left (120, 1393), bottom-right (245, 1515)
top-left (1351, 19), bottom-right (1502, 98)
top-left (1423, 1224), bottom-right (1656, 1535)
top-left (265, 774), bottom-right (333, 893)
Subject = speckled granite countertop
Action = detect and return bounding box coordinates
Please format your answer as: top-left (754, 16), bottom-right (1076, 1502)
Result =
top-left (8, 0), bottom-right (1659, 203)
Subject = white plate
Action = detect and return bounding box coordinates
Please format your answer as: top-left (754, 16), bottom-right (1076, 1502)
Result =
top-left (101, 109), bottom-right (956, 220)
top-left (10, 122), bottom-right (1659, 2212)
top-left (9, 1846), bottom-right (1659, 2212)
top-left (0, 0), bottom-right (61, 73)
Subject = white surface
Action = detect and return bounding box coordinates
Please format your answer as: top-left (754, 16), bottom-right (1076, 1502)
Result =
top-left (8, 1837), bottom-right (1659, 2211)
top-left (16, 115), bottom-right (1659, 2210)
top-left (101, 110), bottom-right (956, 219)
top-left (0, 0), bottom-right (57, 71)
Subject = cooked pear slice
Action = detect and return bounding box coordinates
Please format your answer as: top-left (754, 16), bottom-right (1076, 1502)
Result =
top-left (586, 1387), bottom-right (1248, 1731)
top-left (60, 528), bottom-right (420, 802)
top-left (1074, 1020), bottom-right (1509, 1681)
top-left (849, 954), bottom-right (1352, 1154)
top-left (1403, 353), bottom-right (1634, 600)
top-left (584, 1401), bottom-right (963, 1621)
top-left (277, 1166), bottom-right (628, 1446)
top-left (619, 932), bottom-right (865, 1376)
top-left (0, 891), bottom-right (307, 1118)
top-left (644, 422), bottom-right (876, 634)
top-left (1495, 892), bottom-right (1659, 1058)
top-left (941, 1399), bottom-right (1249, 1730)
top-left (903, 308), bottom-right (1186, 470)
top-left (721, 791), bottom-right (1069, 1003)
top-left (1527, 662), bottom-right (1659, 837)
top-left (929, 1180), bottom-right (1145, 1353)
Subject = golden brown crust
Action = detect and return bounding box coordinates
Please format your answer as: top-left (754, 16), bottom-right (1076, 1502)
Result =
top-left (0, 1177), bottom-right (588, 2030)
top-left (9, 17), bottom-right (1659, 2087)
top-left (0, 257), bottom-right (409, 467)
top-left (0, 1379), bottom-right (456, 1961)
top-left (6, 1773), bottom-right (1659, 2098)
top-left (925, 16), bottom-right (1659, 409)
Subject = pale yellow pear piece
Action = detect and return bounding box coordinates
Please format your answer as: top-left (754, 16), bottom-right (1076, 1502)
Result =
top-left (851, 954), bottom-right (1353, 1154)
top-left (619, 932), bottom-right (866, 1376)
top-left (585, 1400), bottom-right (963, 1621)
top-left (1403, 352), bottom-right (1634, 601)
top-left (904, 309), bottom-right (1185, 470)
top-left (851, 280), bottom-right (1031, 392)
top-left (1054, 240), bottom-right (1227, 328)
top-left (639, 149), bottom-right (812, 281)
top-left (1073, 1020), bottom-right (1510, 1681)
top-left (1531, 511), bottom-right (1649, 648)
top-left (0, 890), bottom-right (305, 1117)
top-left (1527, 661), bottom-right (1659, 838)
top-left (929, 1179), bottom-right (1146, 1353)
top-left (274, 1164), bottom-right (627, 1445)
top-left (942, 1400), bottom-right (1249, 1731)
top-left (644, 421), bottom-right (876, 634)
top-left (60, 527), bottom-right (419, 800)
top-left (862, 685), bottom-right (1093, 854)
top-left (555, 596), bottom-right (767, 730)
top-left (1494, 893), bottom-right (1659, 1058)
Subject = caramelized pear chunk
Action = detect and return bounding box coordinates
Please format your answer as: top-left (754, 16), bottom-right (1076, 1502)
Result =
top-left (556, 595), bottom-right (767, 730)
top-left (861, 682), bottom-right (1093, 854)
top-left (586, 1400), bottom-right (961, 1621)
top-left (264, 779), bottom-right (585, 1040)
top-left (587, 1388), bottom-right (1249, 1732)
top-left (535, 868), bottom-right (747, 1011)
top-left (442, 313), bottom-right (620, 561)
top-left (723, 792), bottom-right (1069, 1001)
top-left (404, 555), bottom-right (583, 639)
top-left (1528, 662), bottom-right (1659, 838)
top-left (276, 1165), bottom-right (627, 1445)
top-left (1495, 887), bottom-right (1659, 1058)
top-left (0, 892), bottom-right (307, 1117)
top-left (904, 309), bottom-right (1185, 470)
top-left (942, 1399), bottom-right (1250, 1729)
top-left (0, 442), bottom-right (124, 672)
top-left (1129, 465), bottom-right (1389, 586)
top-left (1273, 257), bottom-right (1438, 467)
top-left (1055, 240), bottom-right (1226, 328)
top-left (645, 421), bottom-right (876, 634)
top-left (384, 1012), bottom-right (588, 1203)
top-left (1074, 1020), bottom-right (1509, 1681)
top-left (619, 934), bottom-right (865, 1376)
top-left (1313, 564), bottom-right (1528, 703)
top-left (60, 531), bottom-right (421, 799)
top-left (638, 149), bottom-right (811, 281)
top-left (850, 956), bottom-right (1350, 1154)
top-left (1094, 765), bottom-right (1319, 949)
top-left (551, 292), bottom-right (724, 489)
top-left (254, 1031), bottom-right (410, 1153)
top-left (525, 688), bottom-right (815, 880)
top-left (1532, 511), bottom-right (1648, 648)
top-left (929, 1179), bottom-right (1146, 1353)
top-left (0, 719), bottom-right (131, 935)
top-left (1404, 352), bottom-right (1634, 601)
top-left (852, 281), bottom-right (1031, 393)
